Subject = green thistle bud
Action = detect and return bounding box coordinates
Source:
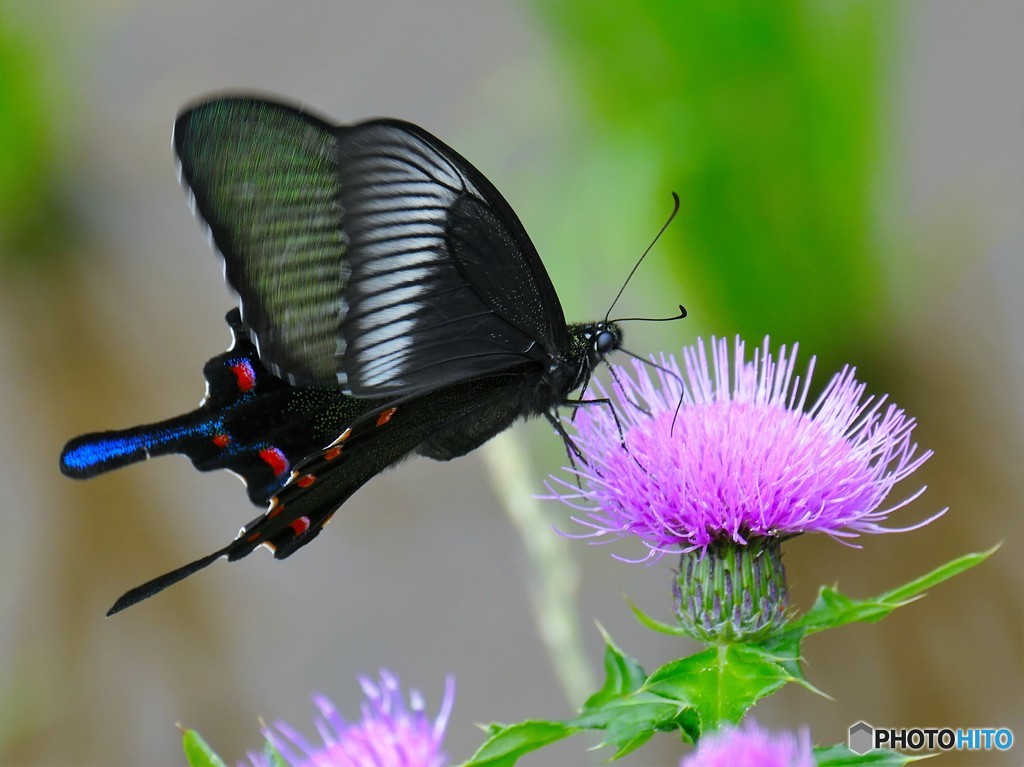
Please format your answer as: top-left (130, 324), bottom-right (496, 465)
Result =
top-left (673, 537), bottom-right (789, 643)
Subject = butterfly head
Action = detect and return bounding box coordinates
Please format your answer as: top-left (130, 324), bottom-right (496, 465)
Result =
top-left (558, 321), bottom-right (623, 393)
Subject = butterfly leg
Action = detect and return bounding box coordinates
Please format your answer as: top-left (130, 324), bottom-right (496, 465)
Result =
top-left (568, 368), bottom-right (593, 425)
top-left (544, 410), bottom-right (588, 469)
top-left (560, 396), bottom-right (628, 452)
top-left (545, 411), bottom-right (599, 491)
top-left (560, 395), bottom-right (653, 476)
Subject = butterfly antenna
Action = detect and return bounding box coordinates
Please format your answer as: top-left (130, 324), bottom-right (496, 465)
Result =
top-left (609, 304), bottom-right (687, 325)
top-left (604, 192), bottom-right (681, 323)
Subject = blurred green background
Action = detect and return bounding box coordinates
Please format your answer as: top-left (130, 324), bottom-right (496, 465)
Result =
top-left (1, 1), bottom-right (1021, 765)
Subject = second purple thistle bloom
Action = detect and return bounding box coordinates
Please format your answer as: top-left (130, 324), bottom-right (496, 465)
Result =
top-left (245, 670), bottom-right (454, 767)
top-left (548, 336), bottom-right (944, 560)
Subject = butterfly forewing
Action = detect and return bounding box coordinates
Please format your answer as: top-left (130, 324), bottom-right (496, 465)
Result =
top-left (176, 98), bottom-right (571, 398)
top-left (332, 120), bottom-right (570, 396)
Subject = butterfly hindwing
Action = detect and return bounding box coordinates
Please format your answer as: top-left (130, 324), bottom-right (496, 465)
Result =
top-left (105, 372), bottom-right (529, 615)
top-left (60, 310), bottom-right (380, 506)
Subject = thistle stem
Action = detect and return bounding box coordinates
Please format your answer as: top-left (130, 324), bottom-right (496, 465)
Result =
top-left (480, 431), bottom-right (596, 705)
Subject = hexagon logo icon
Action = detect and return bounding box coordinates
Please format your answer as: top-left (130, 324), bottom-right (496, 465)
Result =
top-left (848, 721), bottom-right (875, 754)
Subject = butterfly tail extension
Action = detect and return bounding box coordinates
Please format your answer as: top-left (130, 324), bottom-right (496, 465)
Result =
top-left (105, 410), bottom-right (382, 616)
top-left (106, 545), bottom-right (231, 616)
top-left (60, 409), bottom-right (217, 480)
top-left (107, 488), bottom-right (340, 616)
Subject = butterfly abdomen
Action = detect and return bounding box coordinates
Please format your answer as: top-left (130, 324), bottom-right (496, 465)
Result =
top-left (413, 375), bottom-right (529, 461)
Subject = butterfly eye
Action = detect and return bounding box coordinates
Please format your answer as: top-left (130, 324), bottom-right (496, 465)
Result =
top-left (595, 329), bottom-right (617, 355)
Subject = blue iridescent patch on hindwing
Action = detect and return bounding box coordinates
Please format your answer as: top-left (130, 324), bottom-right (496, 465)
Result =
top-left (59, 310), bottom-right (376, 507)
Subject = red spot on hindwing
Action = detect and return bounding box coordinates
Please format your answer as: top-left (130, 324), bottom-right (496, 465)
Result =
top-left (289, 516), bottom-right (311, 536)
top-left (324, 446), bottom-right (343, 461)
top-left (230, 360), bottom-right (256, 392)
top-left (297, 474), bottom-right (316, 488)
top-left (212, 434), bottom-right (231, 448)
top-left (258, 447), bottom-right (289, 476)
top-left (376, 407), bottom-right (398, 427)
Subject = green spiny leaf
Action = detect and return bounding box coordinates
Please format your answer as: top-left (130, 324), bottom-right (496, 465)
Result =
top-left (573, 691), bottom-right (695, 754)
top-left (814, 744), bottom-right (927, 765)
top-left (794, 548), bottom-right (996, 636)
top-left (181, 729), bottom-right (228, 767)
top-left (642, 644), bottom-right (794, 731)
top-left (876, 546), bottom-right (997, 604)
top-left (627, 598), bottom-right (690, 636)
top-left (582, 624), bottom-right (648, 711)
top-left (455, 721), bottom-right (577, 767)
top-left (262, 740), bottom-right (287, 767)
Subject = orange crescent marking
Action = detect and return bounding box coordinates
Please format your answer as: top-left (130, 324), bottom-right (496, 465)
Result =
top-left (376, 407), bottom-right (398, 427)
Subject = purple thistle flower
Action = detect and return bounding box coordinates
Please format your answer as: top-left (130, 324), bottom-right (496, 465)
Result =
top-left (243, 670), bottom-right (454, 767)
top-left (548, 336), bottom-right (943, 561)
top-left (680, 720), bottom-right (814, 767)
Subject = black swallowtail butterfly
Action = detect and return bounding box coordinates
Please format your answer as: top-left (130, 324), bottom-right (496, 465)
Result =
top-left (60, 96), bottom-right (681, 615)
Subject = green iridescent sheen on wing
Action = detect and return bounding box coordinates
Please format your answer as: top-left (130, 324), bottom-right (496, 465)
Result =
top-left (175, 98), bottom-right (348, 386)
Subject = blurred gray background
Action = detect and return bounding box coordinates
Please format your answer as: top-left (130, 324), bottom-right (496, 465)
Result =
top-left (0, 1), bottom-right (1021, 765)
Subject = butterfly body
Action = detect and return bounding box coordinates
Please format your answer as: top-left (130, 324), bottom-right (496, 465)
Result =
top-left (60, 96), bottom-right (627, 614)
